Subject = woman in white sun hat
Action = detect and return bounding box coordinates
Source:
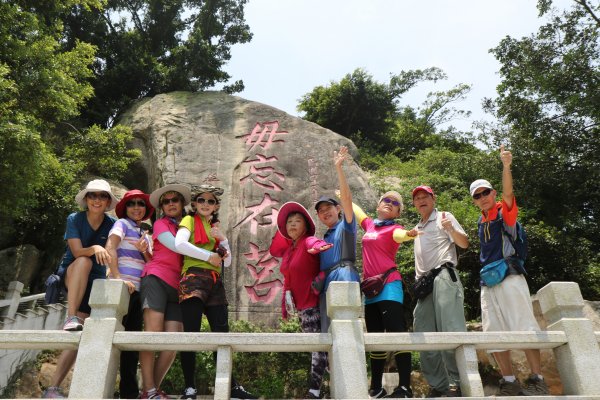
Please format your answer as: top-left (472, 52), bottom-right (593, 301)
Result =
top-left (42, 179), bottom-right (117, 398)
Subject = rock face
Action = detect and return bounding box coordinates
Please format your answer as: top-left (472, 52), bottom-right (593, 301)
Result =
top-left (0, 245), bottom-right (41, 291)
top-left (119, 91), bottom-right (378, 325)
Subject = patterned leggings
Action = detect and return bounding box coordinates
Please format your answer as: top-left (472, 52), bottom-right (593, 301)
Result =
top-left (298, 307), bottom-right (328, 391)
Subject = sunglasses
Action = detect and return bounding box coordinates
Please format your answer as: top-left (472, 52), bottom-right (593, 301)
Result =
top-left (196, 197), bottom-right (217, 205)
top-left (161, 196), bottom-right (181, 205)
top-left (126, 200), bottom-right (146, 208)
top-left (86, 192), bottom-right (110, 201)
top-left (473, 188), bottom-right (493, 200)
top-left (381, 197), bottom-right (401, 207)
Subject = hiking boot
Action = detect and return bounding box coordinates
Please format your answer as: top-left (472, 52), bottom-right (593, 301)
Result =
top-left (446, 385), bottom-right (461, 397)
top-left (385, 385), bottom-right (413, 398)
top-left (180, 386), bottom-right (197, 399)
top-left (230, 385), bottom-right (257, 399)
top-left (63, 315), bottom-right (83, 331)
top-left (42, 387), bottom-right (64, 398)
top-left (521, 374), bottom-right (549, 396)
top-left (369, 387), bottom-right (387, 398)
top-left (497, 379), bottom-right (523, 396)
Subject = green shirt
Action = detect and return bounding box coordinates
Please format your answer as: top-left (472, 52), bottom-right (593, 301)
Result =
top-left (179, 215), bottom-right (219, 274)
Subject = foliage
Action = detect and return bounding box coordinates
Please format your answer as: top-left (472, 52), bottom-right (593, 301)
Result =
top-left (298, 68), bottom-right (473, 159)
top-left (0, 1), bottom-right (141, 285)
top-left (482, 0), bottom-right (600, 252)
top-left (58, 0), bottom-right (252, 126)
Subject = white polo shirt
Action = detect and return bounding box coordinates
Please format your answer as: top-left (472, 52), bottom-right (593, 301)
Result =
top-left (414, 208), bottom-right (466, 278)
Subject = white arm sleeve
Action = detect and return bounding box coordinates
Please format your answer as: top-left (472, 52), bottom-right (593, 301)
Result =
top-left (174, 228), bottom-right (212, 261)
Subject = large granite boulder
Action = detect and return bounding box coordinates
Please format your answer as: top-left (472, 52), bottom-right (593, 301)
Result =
top-left (119, 91), bottom-right (378, 325)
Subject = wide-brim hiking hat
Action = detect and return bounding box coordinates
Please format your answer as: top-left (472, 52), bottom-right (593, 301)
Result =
top-left (115, 189), bottom-right (155, 220)
top-left (149, 183), bottom-right (192, 208)
top-left (469, 179), bottom-right (494, 197)
top-left (314, 195), bottom-right (339, 211)
top-left (277, 202), bottom-right (316, 240)
top-left (75, 179), bottom-right (119, 211)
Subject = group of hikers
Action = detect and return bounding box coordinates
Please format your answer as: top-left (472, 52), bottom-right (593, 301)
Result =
top-left (41, 144), bottom-right (549, 399)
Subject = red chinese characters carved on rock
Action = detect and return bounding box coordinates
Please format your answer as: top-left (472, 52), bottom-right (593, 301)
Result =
top-left (242, 243), bottom-right (283, 304)
top-left (237, 121), bottom-right (289, 305)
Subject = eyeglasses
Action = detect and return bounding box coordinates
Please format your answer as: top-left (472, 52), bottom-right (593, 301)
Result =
top-left (472, 188), bottom-right (492, 200)
top-left (196, 198), bottom-right (217, 205)
top-left (126, 200), bottom-right (146, 208)
top-left (382, 197), bottom-right (401, 207)
top-left (161, 196), bottom-right (181, 205)
top-left (86, 192), bottom-right (110, 201)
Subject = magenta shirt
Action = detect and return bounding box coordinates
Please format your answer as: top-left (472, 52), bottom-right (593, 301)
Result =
top-left (360, 218), bottom-right (403, 282)
top-left (141, 217), bottom-right (183, 289)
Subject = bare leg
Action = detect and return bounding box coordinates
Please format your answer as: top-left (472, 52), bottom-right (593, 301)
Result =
top-left (64, 257), bottom-right (92, 316)
top-left (493, 351), bottom-right (514, 376)
top-left (524, 349), bottom-right (542, 375)
top-left (140, 308), bottom-right (165, 391)
top-left (154, 319), bottom-right (183, 388)
top-left (49, 311), bottom-right (90, 387)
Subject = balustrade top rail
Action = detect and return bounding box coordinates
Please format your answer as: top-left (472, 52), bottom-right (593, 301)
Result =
top-left (1, 280), bottom-right (600, 399)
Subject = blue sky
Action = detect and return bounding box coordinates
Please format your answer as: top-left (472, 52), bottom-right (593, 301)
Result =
top-left (218, 0), bottom-right (572, 132)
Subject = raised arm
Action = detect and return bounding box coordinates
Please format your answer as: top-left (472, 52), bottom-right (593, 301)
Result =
top-left (334, 146), bottom-right (353, 224)
top-left (500, 144), bottom-right (514, 209)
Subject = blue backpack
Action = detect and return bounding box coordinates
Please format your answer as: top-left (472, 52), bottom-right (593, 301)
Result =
top-left (477, 208), bottom-right (528, 262)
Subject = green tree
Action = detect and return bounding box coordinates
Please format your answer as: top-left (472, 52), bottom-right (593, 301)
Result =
top-left (482, 0), bottom-right (600, 275)
top-left (60, 0), bottom-right (253, 126)
top-left (298, 68), bottom-right (472, 158)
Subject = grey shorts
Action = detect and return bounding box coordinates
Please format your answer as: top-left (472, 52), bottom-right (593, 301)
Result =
top-left (140, 274), bottom-right (182, 322)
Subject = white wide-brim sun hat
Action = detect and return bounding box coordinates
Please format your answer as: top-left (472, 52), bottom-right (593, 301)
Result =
top-left (149, 183), bottom-right (192, 208)
top-left (75, 179), bottom-right (119, 211)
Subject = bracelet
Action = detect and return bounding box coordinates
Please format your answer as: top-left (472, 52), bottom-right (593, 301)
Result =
top-left (142, 250), bottom-right (147, 253)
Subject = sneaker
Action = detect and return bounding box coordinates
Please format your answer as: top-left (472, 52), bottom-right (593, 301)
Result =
top-left (63, 315), bottom-right (83, 331)
top-left (446, 385), bottom-right (461, 397)
top-left (42, 386), bottom-right (64, 398)
top-left (497, 379), bottom-right (523, 396)
top-left (306, 391), bottom-right (321, 399)
top-left (140, 389), bottom-right (169, 399)
top-left (385, 386), bottom-right (413, 398)
top-left (369, 387), bottom-right (387, 398)
top-left (521, 374), bottom-right (549, 396)
top-left (230, 385), bottom-right (257, 399)
top-left (180, 386), bottom-right (197, 399)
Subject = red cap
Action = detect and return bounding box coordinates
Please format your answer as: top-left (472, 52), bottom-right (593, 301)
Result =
top-left (412, 185), bottom-right (434, 198)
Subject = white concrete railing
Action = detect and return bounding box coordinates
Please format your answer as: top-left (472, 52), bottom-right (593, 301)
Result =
top-left (0, 280), bottom-right (600, 398)
top-left (0, 281), bottom-right (67, 393)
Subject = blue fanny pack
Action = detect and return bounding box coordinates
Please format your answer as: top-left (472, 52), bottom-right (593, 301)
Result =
top-left (480, 259), bottom-right (508, 287)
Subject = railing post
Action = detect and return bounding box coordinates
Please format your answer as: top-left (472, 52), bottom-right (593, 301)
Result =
top-left (537, 281), bottom-right (600, 395)
top-left (69, 279), bottom-right (129, 398)
top-left (454, 344), bottom-right (484, 396)
top-left (327, 281), bottom-right (368, 399)
top-left (214, 345), bottom-right (233, 400)
top-left (1, 281), bottom-right (24, 319)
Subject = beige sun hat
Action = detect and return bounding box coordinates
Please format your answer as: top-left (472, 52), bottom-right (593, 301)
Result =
top-left (75, 179), bottom-right (119, 211)
top-left (149, 183), bottom-right (192, 208)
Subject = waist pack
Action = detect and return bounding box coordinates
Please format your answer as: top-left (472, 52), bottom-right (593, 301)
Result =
top-left (44, 273), bottom-right (63, 304)
top-left (360, 267), bottom-right (396, 298)
top-left (412, 263), bottom-right (457, 300)
top-left (480, 259), bottom-right (508, 287)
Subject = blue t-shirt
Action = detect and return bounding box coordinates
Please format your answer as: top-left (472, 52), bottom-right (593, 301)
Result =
top-left (58, 211), bottom-right (116, 280)
top-left (319, 217), bottom-right (359, 291)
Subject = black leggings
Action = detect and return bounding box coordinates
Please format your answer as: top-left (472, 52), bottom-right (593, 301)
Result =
top-left (364, 300), bottom-right (412, 390)
top-left (180, 297), bottom-right (238, 389)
